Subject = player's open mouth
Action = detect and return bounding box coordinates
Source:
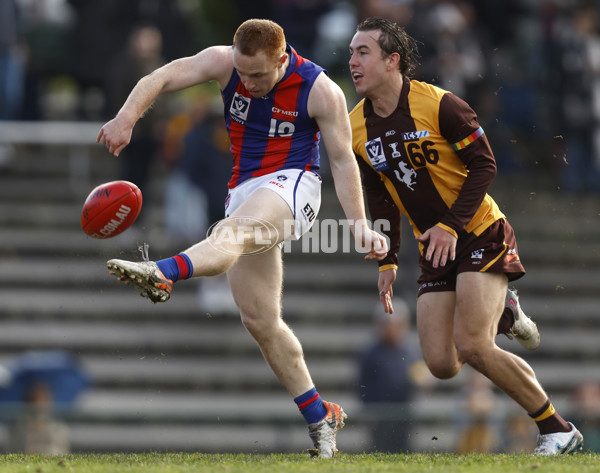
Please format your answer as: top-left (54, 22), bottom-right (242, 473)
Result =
top-left (351, 71), bottom-right (363, 83)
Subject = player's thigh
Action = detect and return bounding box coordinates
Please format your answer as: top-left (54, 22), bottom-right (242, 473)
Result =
top-left (416, 291), bottom-right (457, 369)
top-left (229, 188), bottom-right (295, 244)
top-left (454, 271), bottom-right (508, 343)
top-left (227, 245), bottom-right (283, 324)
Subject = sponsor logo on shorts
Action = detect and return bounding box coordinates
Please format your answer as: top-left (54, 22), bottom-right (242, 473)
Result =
top-left (419, 280), bottom-right (448, 293)
top-left (471, 249), bottom-right (484, 265)
top-left (506, 247), bottom-right (520, 263)
top-left (471, 249), bottom-right (484, 259)
top-left (268, 174), bottom-right (288, 188)
top-left (302, 203), bottom-right (316, 222)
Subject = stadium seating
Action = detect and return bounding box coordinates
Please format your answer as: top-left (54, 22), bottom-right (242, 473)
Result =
top-left (0, 127), bottom-right (598, 453)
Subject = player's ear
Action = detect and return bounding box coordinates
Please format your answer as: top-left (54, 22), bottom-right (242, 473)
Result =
top-left (279, 53), bottom-right (288, 66)
top-left (386, 52), bottom-right (400, 71)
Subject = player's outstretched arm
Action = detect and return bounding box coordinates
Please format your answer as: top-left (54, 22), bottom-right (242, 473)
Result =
top-left (309, 74), bottom-right (387, 260)
top-left (97, 46), bottom-right (234, 157)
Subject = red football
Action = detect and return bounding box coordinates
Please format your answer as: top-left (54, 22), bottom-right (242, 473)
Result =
top-left (81, 180), bottom-right (143, 239)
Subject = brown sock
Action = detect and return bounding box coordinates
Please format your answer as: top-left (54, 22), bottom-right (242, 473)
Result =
top-left (529, 400), bottom-right (571, 435)
top-left (497, 307), bottom-right (514, 334)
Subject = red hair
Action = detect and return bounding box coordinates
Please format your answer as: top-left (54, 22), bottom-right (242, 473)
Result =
top-left (233, 19), bottom-right (286, 63)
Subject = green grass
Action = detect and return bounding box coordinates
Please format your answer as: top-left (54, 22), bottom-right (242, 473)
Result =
top-left (1, 452), bottom-right (599, 473)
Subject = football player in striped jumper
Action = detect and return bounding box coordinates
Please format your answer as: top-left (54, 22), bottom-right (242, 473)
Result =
top-left (348, 17), bottom-right (582, 455)
top-left (97, 19), bottom-right (388, 457)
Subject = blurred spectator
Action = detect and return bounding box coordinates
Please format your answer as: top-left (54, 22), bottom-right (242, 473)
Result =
top-left (552, 3), bottom-right (600, 192)
top-left (16, 0), bottom-right (80, 120)
top-left (68, 0), bottom-right (194, 120)
top-left (0, 0), bottom-right (25, 120)
top-left (138, 0), bottom-right (195, 62)
top-left (570, 381), bottom-right (600, 452)
top-left (501, 411), bottom-right (538, 453)
top-left (0, 350), bottom-right (89, 455)
top-left (417, 1), bottom-right (487, 105)
top-left (456, 370), bottom-right (499, 453)
top-left (161, 89), bottom-right (235, 313)
top-left (470, 0), bottom-right (527, 49)
top-left (105, 24), bottom-right (168, 221)
top-left (162, 90), bottom-right (231, 246)
top-left (270, 0), bottom-right (335, 59)
top-left (356, 298), bottom-right (433, 452)
top-left (67, 0), bottom-right (136, 119)
top-left (358, 0), bottom-right (414, 26)
top-left (7, 382), bottom-right (70, 454)
top-left (312, 1), bottom-right (358, 76)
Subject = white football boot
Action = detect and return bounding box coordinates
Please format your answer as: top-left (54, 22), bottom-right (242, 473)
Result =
top-left (307, 401), bottom-right (347, 458)
top-left (107, 259), bottom-right (173, 303)
top-left (505, 288), bottom-right (540, 350)
top-left (534, 422), bottom-right (584, 455)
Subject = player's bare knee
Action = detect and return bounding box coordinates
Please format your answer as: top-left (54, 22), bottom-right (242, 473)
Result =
top-left (455, 341), bottom-right (488, 372)
top-left (425, 358), bottom-right (460, 380)
top-left (239, 311), bottom-right (277, 342)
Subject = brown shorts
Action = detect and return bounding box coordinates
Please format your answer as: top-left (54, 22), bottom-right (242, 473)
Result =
top-left (417, 218), bottom-right (525, 297)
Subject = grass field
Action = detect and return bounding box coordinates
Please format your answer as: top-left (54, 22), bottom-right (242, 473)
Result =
top-left (2, 452), bottom-right (598, 473)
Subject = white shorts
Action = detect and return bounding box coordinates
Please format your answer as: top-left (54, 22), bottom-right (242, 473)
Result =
top-left (225, 169), bottom-right (322, 240)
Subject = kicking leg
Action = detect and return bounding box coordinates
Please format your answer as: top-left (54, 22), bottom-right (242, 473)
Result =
top-left (107, 188), bottom-right (291, 302)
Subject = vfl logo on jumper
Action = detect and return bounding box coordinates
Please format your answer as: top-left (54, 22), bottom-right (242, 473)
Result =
top-left (230, 92), bottom-right (251, 123)
top-left (365, 138), bottom-right (389, 171)
top-left (402, 130), bottom-right (430, 141)
top-left (389, 142), bottom-right (402, 158)
top-left (393, 161), bottom-right (417, 191)
top-left (471, 249), bottom-right (484, 264)
top-left (302, 203), bottom-right (316, 222)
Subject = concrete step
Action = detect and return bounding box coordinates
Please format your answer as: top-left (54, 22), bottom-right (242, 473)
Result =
top-left (3, 255), bottom-right (600, 298)
top-left (75, 389), bottom-right (570, 424)
top-left (0, 256), bottom-right (386, 289)
top-left (2, 284), bottom-right (599, 327)
top-left (0, 314), bottom-right (597, 358)
top-left (0, 339), bottom-right (594, 393)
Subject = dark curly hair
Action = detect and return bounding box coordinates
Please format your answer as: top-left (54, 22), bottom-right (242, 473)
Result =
top-left (356, 17), bottom-right (420, 78)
